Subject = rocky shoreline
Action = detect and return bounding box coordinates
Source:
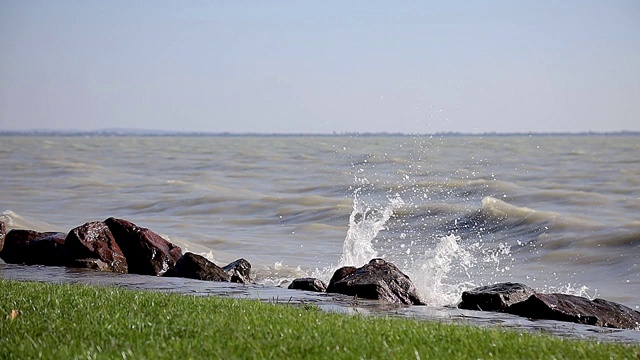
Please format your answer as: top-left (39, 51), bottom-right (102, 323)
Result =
top-left (1, 218), bottom-right (639, 331)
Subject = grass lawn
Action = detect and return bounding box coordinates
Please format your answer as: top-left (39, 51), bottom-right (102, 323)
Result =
top-left (1, 279), bottom-right (638, 359)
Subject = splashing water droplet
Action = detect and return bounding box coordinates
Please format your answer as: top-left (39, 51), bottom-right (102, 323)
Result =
top-left (339, 189), bottom-right (404, 267)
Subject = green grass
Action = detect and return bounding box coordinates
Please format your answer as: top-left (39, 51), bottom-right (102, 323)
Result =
top-left (0, 280), bottom-right (638, 359)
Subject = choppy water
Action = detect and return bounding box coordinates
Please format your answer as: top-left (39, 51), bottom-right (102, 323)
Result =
top-left (1, 135), bottom-right (639, 341)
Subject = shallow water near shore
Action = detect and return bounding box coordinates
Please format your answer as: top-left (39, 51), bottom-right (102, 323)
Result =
top-left (1, 134), bottom-right (639, 342)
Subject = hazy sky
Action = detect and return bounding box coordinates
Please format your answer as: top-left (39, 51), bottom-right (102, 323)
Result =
top-left (1, 1), bottom-right (639, 134)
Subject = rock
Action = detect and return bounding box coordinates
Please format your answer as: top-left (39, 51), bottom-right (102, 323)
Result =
top-left (166, 252), bottom-right (230, 281)
top-left (222, 258), bottom-right (251, 284)
top-left (65, 221), bottom-right (128, 273)
top-left (104, 217), bottom-right (182, 276)
top-left (326, 259), bottom-right (424, 305)
top-left (288, 278), bottom-right (327, 292)
top-left (0, 230), bottom-right (69, 266)
top-left (70, 258), bottom-right (111, 271)
top-left (325, 266), bottom-right (356, 293)
top-left (507, 293), bottom-right (640, 330)
top-left (0, 221), bottom-right (5, 252)
top-left (458, 282), bottom-right (536, 311)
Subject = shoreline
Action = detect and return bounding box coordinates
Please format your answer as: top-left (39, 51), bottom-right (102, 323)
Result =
top-left (1, 279), bottom-right (638, 360)
top-left (2, 263), bottom-right (640, 345)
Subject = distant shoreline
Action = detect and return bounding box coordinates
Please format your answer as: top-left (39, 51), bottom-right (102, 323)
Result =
top-left (1, 130), bottom-right (639, 137)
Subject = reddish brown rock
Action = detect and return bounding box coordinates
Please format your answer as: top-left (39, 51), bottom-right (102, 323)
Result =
top-left (507, 293), bottom-right (640, 330)
top-left (104, 217), bottom-right (182, 276)
top-left (327, 259), bottom-right (424, 305)
top-left (65, 221), bottom-right (128, 273)
top-left (70, 258), bottom-right (111, 271)
top-left (166, 252), bottom-right (230, 281)
top-left (0, 230), bottom-right (68, 266)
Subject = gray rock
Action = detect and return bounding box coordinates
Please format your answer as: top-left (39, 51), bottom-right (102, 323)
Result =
top-left (288, 278), bottom-right (327, 292)
top-left (327, 258), bottom-right (424, 305)
top-left (458, 282), bottom-right (536, 311)
top-left (325, 266), bottom-right (356, 293)
top-left (507, 293), bottom-right (640, 330)
top-left (222, 258), bottom-right (251, 284)
top-left (166, 252), bottom-right (231, 282)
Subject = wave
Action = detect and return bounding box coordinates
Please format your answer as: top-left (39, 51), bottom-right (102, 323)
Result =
top-left (0, 210), bottom-right (65, 232)
top-left (438, 196), bottom-right (600, 237)
top-left (325, 190), bottom-right (515, 307)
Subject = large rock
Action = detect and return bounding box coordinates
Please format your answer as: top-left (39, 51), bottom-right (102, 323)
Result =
top-left (222, 258), bottom-right (251, 284)
top-left (458, 282), bottom-right (536, 311)
top-left (104, 217), bottom-right (182, 276)
top-left (65, 221), bottom-right (128, 273)
top-left (507, 293), bottom-right (640, 330)
top-left (325, 266), bottom-right (356, 293)
top-left (326, 259), bottom-right (424, 305)
top-left (0, 230), bottom-right (68, 266)
top-left (166, 252), bottom-right (230, 281)
top-left (288, 278), bottom-right (327, 292)
top-left (0, 221), bottom-right (5, 252)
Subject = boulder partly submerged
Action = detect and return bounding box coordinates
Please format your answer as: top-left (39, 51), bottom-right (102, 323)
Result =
top-left (288, 278), bottom-right (327, 293)
top-left (327, 258), bottom-right (424, 305)
top-left (0, 230), bottom-right (68, 266)
top-left (165, 252), bottom-right (231, 282)
top-left (223, 258), bottom-right (252, 284)
top-left (65, 221), bottom-right (128, 273)
top-left (459, 282), bottom-right (640, 330)
top-left (0, 217), bottom-right (184, 276)
top-left (104, 217), bottom-right (182, 276)
top-left (458, 282), bottom-right (536, 311)
top-left (507, 293), bottom-right (640, 330)
top-left (0, 217), bottom-right (257, 285)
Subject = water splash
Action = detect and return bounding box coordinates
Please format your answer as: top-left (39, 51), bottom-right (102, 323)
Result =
top-left (332, 188), bottom-right (515, 307)
top-left (338, 188), bottom-right (404, 267)
top-left (545, 283), bottom-right (598, 299)
top-left (406, 234), bottom-right (477, 306)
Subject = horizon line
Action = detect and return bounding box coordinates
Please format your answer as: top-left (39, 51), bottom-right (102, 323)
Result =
top-left (1, 129), bottom-right (639, 137)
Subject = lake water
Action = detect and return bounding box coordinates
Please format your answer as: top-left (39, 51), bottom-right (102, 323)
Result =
top-left (1, 134), bottom-right (639, 341)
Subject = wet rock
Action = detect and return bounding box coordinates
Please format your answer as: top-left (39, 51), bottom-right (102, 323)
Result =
top-left (288, 278), bottom-right (327, 292)
top-left (0, 230), bottom-right (68, 266)
top-left (70, 258), bottom-right (111, 271)
top-left (104, 217), bottom-right (182, 276)
top-left (507, 293), bottom-right (640, 330)
top-left (326, 259), bottom-right (424, 305)
top-left (65, 221), bottom-right (128, 273)
top-left (325, 266), bottom-right (356, 293)
top-left (166, 252), bottom-right (230, 281)
top-left (222, 258), bottom-right (251, 284)
top-left (0, 221), bottom-right (5, 252)
top-left (458, 282), bottom-right (536, 311)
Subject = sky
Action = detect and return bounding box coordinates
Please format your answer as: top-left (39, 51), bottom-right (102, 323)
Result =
top-left (1, 1), bottom-right (639, 134)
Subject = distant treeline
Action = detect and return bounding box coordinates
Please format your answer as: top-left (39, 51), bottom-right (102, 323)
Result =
top-left (1, 130), bottom-right (639, 137)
